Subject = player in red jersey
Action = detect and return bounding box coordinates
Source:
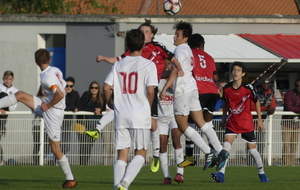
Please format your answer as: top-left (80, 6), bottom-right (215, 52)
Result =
top-left (94, 19), bottom-right (183, 172)
top-left (211, 62), bottom-right (269, 183)
top-left (179, 33), bottom-right (219, 167)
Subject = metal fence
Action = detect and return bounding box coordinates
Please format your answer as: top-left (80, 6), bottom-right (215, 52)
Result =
top-left (1, 111), bottom-right (300, 167)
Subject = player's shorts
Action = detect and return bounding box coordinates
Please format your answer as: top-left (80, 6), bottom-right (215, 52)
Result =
top-left (199, 93), bottom-right (219, 113)
top-left (174, 90), bottom-right (201, 116)
top-left (114, 128), bottom-right (150, 150)
top-left (151, 87), bottom-right (158, 118)
top-left (158, 117), bottom-right (178, 135)
top-left (225, 128), bottom-right (256, 143)
top-left (33, 96), bottom-right (63, 141)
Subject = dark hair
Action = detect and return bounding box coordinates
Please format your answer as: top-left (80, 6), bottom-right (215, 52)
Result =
top-left (294, 78), bottom-right (300, 87)
top-left (3, 70), bottom-right (14, 78)
top-left (138, 19), bottom-right (158, 40)
top-left (35, 49), bottom-right (50, 65)
top-left (188, 33), bottom-right (205, 49)
top-left (173, 21), bottom-right (193, 39)
top-left (66, 76), bottom-right (75, 85)
top-left (88, 81), bottom-right (104, 107)
top-left (126, 29), bottom-right (145, 52)
top-left (219, 78), bottom-right (228, 84)
top-left (231, 61), bottom-right (247, 73)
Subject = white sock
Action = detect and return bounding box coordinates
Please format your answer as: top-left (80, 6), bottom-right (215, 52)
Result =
top-left (57, 155), bottom-right (74, 180)
top-left (219, 141), bottom-right (232, 174)
top-left (159, 152), bottom-right (170, 178)
top-left (151, 130), bottom-right (160, 157)
top-left (0, 95), bottom-right (17, 109)
top-left (96, 109), bottom-right (114, 131)
top-left (175, 148), bottom-right (184, 175)
top-left (114, 159), bottom-right (127, 186)
top-left (249, 148), bottom-right (264, 174)
top-left (184, 126), bottom-right (210, 154)
top-left (201, 123), bottom-right (222, 152)
top-left (122, 155), bottom-right (145, 188)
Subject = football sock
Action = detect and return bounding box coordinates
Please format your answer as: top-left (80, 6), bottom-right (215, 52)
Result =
top-left (0, 95), bottom-right (17, 109)
top-left (114, 159), bottom-right (127, 186)
top-left (184, 126), bottom-right (210, 154)
top-left (201, 122), bottom-right (222, 152)
top-left (159, 152), bottom-right (170, 178)
top-left (175, 148), bottom-right (184, 175)
top-left (151, 129), bottom-right (160, 157)
top-left (186, 124), bottom-right (195, 157)
top-left (248, 148), bottom-right (264, 174)
top-left (122, 155), bottom-right (145, 188)
top-left (57, 155), bottom-right (74, 180)
top-left (96, 109), bottom-right (114, 131)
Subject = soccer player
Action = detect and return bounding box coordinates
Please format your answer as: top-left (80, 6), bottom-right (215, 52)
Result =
top-left (103, 29), bottom-right (158, 190)
top-left (159, 21), bottom-right (228, 171)
top-left (211, 62), bottom-right (269, 183)
top-left (0, 49), bottom-right (77, 188)
top-left (179, 33), bottom-right (219, 167)
top-left (87, 19), bottom-right (183, 172)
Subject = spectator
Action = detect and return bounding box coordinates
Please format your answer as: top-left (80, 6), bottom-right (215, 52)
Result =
top-left (281, 78), bottom-right (300, 166)
top-left (247, 77), bottom-right (276, 165)
top-left (61, 77), bottom-right (81, 155)
top-left (78, 81), bottom-right (106, 165)
top-left (0, 70), bottom-right (19, 166)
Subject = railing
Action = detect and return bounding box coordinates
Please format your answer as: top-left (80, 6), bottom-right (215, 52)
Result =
top-left (1, 111), bottom-right (299, 167)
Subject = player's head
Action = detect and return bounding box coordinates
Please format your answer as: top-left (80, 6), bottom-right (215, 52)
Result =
top-left (35, 49), bottom-right (50, 65)
top-left (188, 33), bottom-right (205, 49)
top-left (126, 29), bottom-right (145, 52)
top-left (138, 19), bottom-right (158, 43)
top-left (65, 76), bottom-right (75, 93)
top-left (231, 62), bottom-right (246, 81)
top-left (2, 70), bottom-right (14, 87)
top-left (294, 78), bottom-right (300, 93)
top-left (173, 21), bottom-right (193, 46)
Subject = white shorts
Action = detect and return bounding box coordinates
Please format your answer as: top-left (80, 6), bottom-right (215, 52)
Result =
top-left (158, 117), bottom-right (178, 135)
top-left (174, 90), bottom-right (202, 116)
top-left (33, 96), bottom-right (63, 141)
top-left (114, 128), bottom-right (150, 150)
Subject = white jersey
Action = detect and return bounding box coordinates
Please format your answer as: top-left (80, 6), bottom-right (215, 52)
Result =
top-left (0, 83), bottom-right (19, 111)
top-left (158, 79), bottom-right (174, 121)
top-left (173, 43), bottom-right (197, 97)
top-left (40, 66), bottom-right (66, 110)
top-left (105, 56), bottom-right (158, 129)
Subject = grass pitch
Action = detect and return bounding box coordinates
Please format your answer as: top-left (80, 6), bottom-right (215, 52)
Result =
top-left (0, 165), bottom-right (298, 190)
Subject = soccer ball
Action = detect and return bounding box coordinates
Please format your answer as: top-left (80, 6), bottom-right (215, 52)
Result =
top-left (163, 0), bottom-right (182, 15)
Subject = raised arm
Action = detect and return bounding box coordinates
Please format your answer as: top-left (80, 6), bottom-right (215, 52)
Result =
top-left (96, 55), bottom-right (117, 64)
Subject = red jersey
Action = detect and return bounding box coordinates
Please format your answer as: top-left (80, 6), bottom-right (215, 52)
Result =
top-left (118, 41), bottom-right (174, 81)
top-left (191, 48), bottom-right (218, 94)
top-left (223, 82), bottom-right (258, 133)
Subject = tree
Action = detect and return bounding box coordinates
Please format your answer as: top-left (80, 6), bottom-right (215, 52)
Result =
top-left (0, 0), bottom-right (122, 14)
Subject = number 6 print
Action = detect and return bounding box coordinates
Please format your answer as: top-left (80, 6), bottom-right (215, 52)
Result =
top-left (120, 72), bottom-right (138, 94)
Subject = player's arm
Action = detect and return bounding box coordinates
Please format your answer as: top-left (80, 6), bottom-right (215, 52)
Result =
top-left (41, 85), bottom-right (64, 111)
top-left (170, 57), bottom-right (184, 77)
top-left (159, 67), bottom-right (178, 100)
top-left (221, 100), bottom-right (228, 128)
top-left (103, 83), bottom-right (114, 109)
top-left (147, 86), bottom-right (155, 108)
top-left (96, 55), bottom-right (117, 64)
top-left (255, 100), bottom-right (264, 132)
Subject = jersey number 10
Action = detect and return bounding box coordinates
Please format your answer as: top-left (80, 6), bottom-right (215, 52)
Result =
top-left (119, 72), bottom-right (138, 94)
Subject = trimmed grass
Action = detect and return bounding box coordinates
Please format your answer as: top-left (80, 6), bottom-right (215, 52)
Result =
top-left (0, 165), bottom-right (299, 190)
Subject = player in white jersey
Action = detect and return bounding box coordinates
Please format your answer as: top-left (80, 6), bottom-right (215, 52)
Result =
top-left (0, 70), bottom-right (19, 111)
top-left (104, 29), bottom-right (158, 190)
top-left (0, 49), bottom-right (76, 189)
top-left (159, 21), bottom-right (228, 171)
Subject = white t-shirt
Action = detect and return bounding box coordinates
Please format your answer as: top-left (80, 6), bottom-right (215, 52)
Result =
top-left (40, 66), bottom-right (66, 110)
top-left (173, 43), bottom-right (197, 97)
top-left (158, 79), bottom-right (174, 121)
top-left (0, 83), bottom-right (19, 111)
top-left (105, 56), bottom-right (158, 129)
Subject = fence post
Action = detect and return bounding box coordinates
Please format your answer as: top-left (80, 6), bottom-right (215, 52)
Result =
top-left (267, 114), bottom-right (273, 166)
top-left (39, 118), bottom-right (45, 166)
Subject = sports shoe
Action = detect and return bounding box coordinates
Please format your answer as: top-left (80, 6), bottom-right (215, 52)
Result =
top-left (116, 183), bottom-right (128, 190)
top-left (259, 174), bottom-right (270, 182)
top-left (209, 156), bottom-right (218, 168)
top-left (161, 178), bottom-right (171, 185)
top-left (177, 156), bottom-right (196, 168)
top-left (174, 173), bottom-right (184, 183)
top-left (203, 149), bottom-right (218, 170)
top-left (62, 179), bottom-right (77, 189)
top-left (211, 172), bottom-right (224, 183)
top-left (85, 129), bottom-right (100, 140)
top-left (150, 156), bottom-right (160, 172)
top-left (216, 149), bottom-right (230, 171)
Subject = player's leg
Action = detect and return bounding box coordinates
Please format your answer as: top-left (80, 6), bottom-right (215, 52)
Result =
top-left (85, 109), bottom-right (114, 140)
top-left (0, 91), bottom-right (35, 110)
top-left (171, 124), bottom-right (184, 184)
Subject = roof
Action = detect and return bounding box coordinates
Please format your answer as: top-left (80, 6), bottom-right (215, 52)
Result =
top-left (239, 34), bottom-right (300, 62)
top-left (155, 34), bottom-right (280, 62)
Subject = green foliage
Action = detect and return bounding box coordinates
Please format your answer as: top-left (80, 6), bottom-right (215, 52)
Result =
top-left (0, 0), bottom-right (122, 14)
